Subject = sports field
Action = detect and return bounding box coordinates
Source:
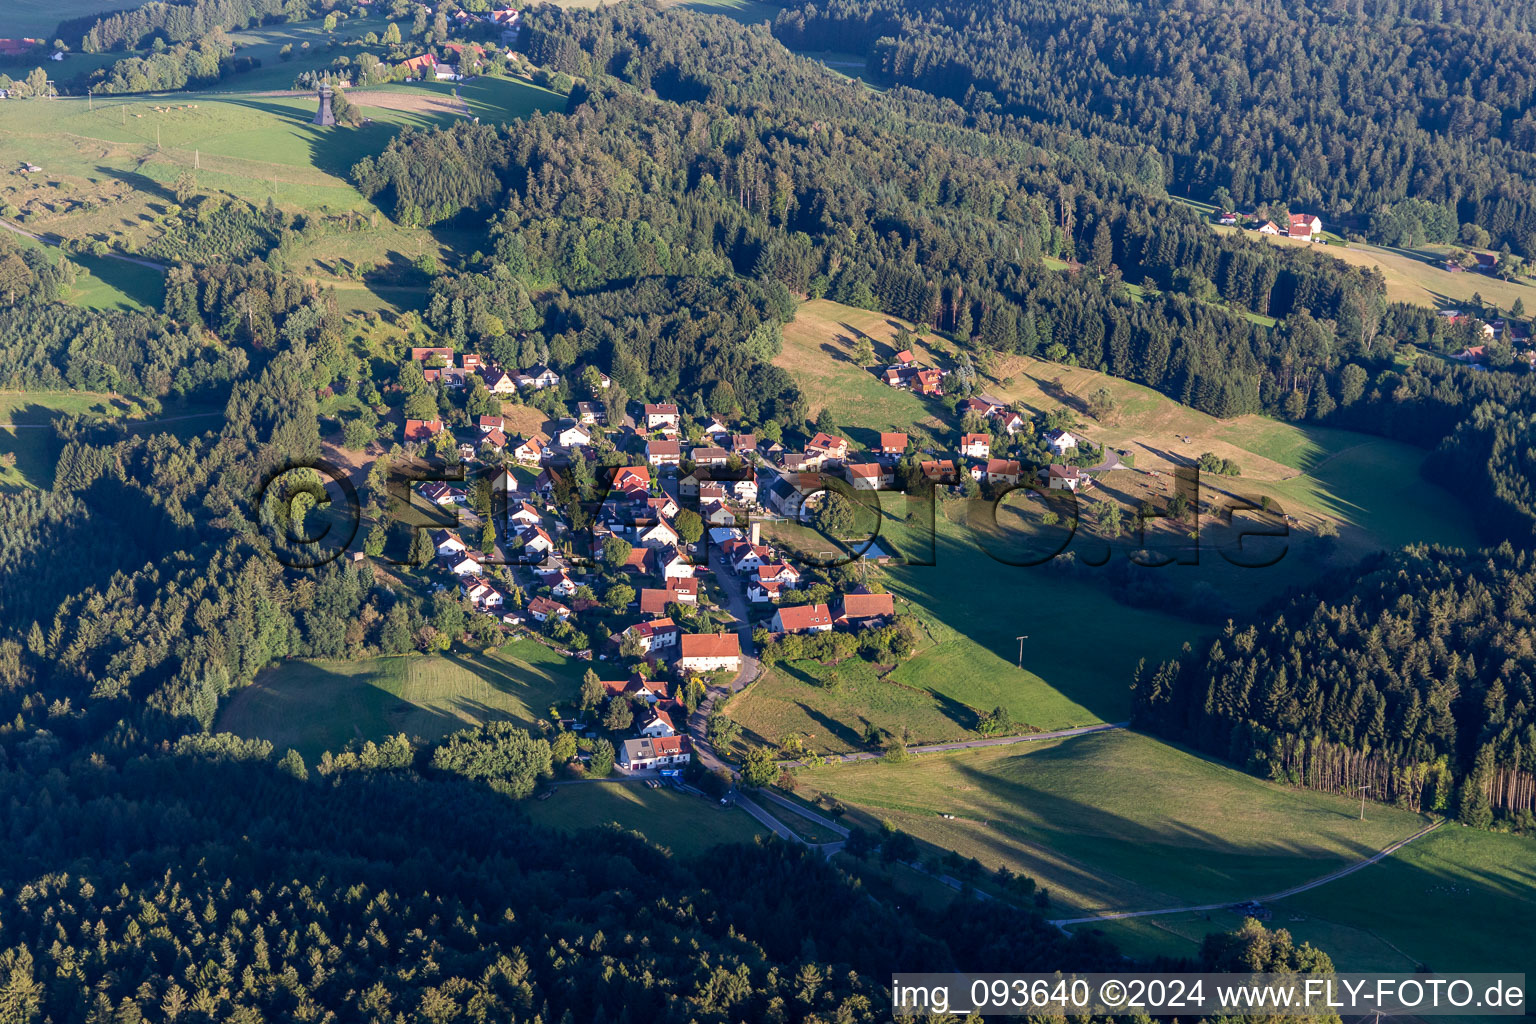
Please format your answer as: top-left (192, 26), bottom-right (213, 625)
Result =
top-left (793, 729), bottom-right (1432, 916)
top-left (218, 641), bottom-right (587, 760)
top-left (525, 781), bottom-right (770, 856)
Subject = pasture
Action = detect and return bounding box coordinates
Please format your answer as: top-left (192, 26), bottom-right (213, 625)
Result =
top-left (218, 640), bottom-right (587, 760)
top-left (0, 390), bottom-right (150, 489)
top-left (2, 0), bottom-right (123, 39)
top-left (793, 729), bottom-right (1431, 916)
top-left (524, 781), bottom-right (769, 856)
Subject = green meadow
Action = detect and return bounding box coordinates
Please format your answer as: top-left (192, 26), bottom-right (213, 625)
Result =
top-left (218, 641), bottom-right (587, 761)
top-left (525, 782), bottom-right (770, 856)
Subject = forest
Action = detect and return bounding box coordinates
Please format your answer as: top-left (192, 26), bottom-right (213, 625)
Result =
top-left (1134, 545), bottom-right (1536, 829)
top-left (769, 0), bottom-right (1536, 254)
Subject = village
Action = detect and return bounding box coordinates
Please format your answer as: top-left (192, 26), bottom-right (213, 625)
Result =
top-left (377, 340), bottom-right (1116, 775)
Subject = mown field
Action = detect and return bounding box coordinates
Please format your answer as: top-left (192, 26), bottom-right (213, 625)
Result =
top-left (793, 729), bottom-right (1431, 916)
top-left (218, 640), bottom-right (586, 760)
top-left (524, 781), bottom-right (769, 856)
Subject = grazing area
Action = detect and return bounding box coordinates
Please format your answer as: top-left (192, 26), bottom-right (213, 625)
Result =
top-left (3, 0), bottom-right (124, 38)
top-left (219, 641), bottom-right (586, 760)
top-left (793, 729), bottom-right (1431, 915)
top-left (0, 390), bottom-right (153, 489)
top-left (525, 782), bottom-right (769, 855)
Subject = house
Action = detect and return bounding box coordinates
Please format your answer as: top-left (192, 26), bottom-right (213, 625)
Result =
top-left (455, 442), bottom-right (476, 462)
top-left (636, 706), bottom-right (677, 738)
top-left (644, 495), bottom-right (681, 520)
top-left (526, 365), bottom-right (560, 389)
top-left (425, 366), bottom-right (469, 388)
top-left (461, 354), bottom-right (484, 373)
top-left (434, 530), bottom-right (468, 557)
top-left (434, 62), bottom-right (462, 81)
top-left (961, 396), bottom-right (1004, 418)
top-left (701, 417), bottom-right (730, 440)
top-left (1287, 214), bottom-right (1323, 241)
top-left (534, 469), bottom-right (558, 498)
top-left (985, 459), bottom-right (1022, 485)
top-left (483, 370), bottom-right (518, 395)
top-left (731, 433), bottom-right (757, 453)
top-left (878, 432), bottom-right (909, 455)
top-left (618, 735), bottom-right (690, 771)
top-left (638, 588), bottom-right (681, 616)
top-left (636, 518), bottom-right (680, 550)
top-left (728, 476), bottom-right (758, 503)
top-left (1475, 252), bottom-right (1499, 272)
top-left (410, 347), bottom-right (453, 367)
top-left (1045, 429), bottom-right (1077, 456)
top-left (691, 446), bottom-right (732, 467)
top-left (616, 617), bottom-right (680, 654)
top-left (622, 547), bottom-right (657, 576)
top-left (1257, 220), bottom-right (1282, 236)
top-left (960, 432), bottom-right (990, 459)
top-left (806, 432), bottom-right (850, 464)
top-left (835, 591), bottom-right (895, 627)
top-left (995, 410), bottom-right (1027, 436)
top-left (512, 434), bottom-right (547, 464)
top-left (517, 525), bottom-right (555, 557)
top-left (539, 569), bottom-right (577, 598)
top-left (478, 414), bottom-right (505, 433)
top-left (884, 366), bottom-right (908, 388)
top-left (481, 427), bottom-right (507, 452)
top-left (528, 596), bottom-right (571, 623)
top-left (1217, 211), bottom-right (1240, 226)
top-left (420, 481), bottom-right (464, 506)
top-left (914, 368), bottom-right (943, 395)
top-left (780, 452), bottom-right (812, 473)
top-left (555, 422), bottom-right (591, 447)
top-left (445, 551), bottom-right (483, 576)
top-left (728, 542), bottom-right (774, 574)
top-left (1045, 464), bottom-right (1089, 492)
top-left (919, 459), bottom-right (958, 483)
top-left (748, 578), bottom-right (787, 603)
top-left (895, 349), bottom-right (915, 365)
top-left (576, 402), bottom-right (603, 425)
top-left (771, 603), bottom-right (834, 634)
top-left (702, 501), bottom-right (736, 527)
top-left (1453, 345), bottom-right (1488, 364)
top-left (459, 575), bottom-right (504, 611)
top-left (611, 465), bottom-right (652, 495)
top-left (666, 577), bottom-right (699, 604)
top-left (646, 439), bottom-right (682, 467)
top-left (757, 563), bottom-right (802, 586)
top-left (678, 633), bottom-right (742, 673)
top-left (657, 548), bottom-right (694, 581)
top-left (846, 462), bottom-right (892, 490)
top-left (405, 418), bottom-right (443, 443)
top-left (644, 403), bottom-right (680, 429)
top-left (508, 501), bottom-right (542, 528)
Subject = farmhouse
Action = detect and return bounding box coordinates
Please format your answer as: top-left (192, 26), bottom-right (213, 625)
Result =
top-left (771, 603), bottom-right (834, 634)
top-left (835, 591), bottom-right (895, 627)
top-left (678, 633), bottom-right (742, 673)
top-left (1287, 213), bottom-right (1323, 240)
top-left (914, 368), bottom-right (943, 395)
top-left (618, 735), bottom-right (690, 771)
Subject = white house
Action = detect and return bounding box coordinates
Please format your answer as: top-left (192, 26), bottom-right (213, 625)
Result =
top-left (618, 735), bottom-right (690, 771)
top-left (960, 433), bottom-right (990, 459)
top-left (636, 518), bottom-right (680, 550)
top-left (644, 403), bottom-right (680, 430)
top-left (518, 525), bottom-right (555, 557)
top-left (636, 706), bottom-right (677, 738)
top-left (446, 551), bottom-right (483, 576)
top-left (434, 530), bottom-right (468, 557)
top-left (556, 423), bottom-right (591, 447)
top-left (1045, 429), bottom-right (1077, 456)
top-left (678, 633), bottom-right (742, 673)
top-left (508, 501), bottom-right (542, 528)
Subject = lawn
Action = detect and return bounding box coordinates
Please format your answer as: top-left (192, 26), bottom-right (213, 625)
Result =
top-left (793, 729), bottom-right (1432, 917)
top-left (217, 640), bottom-right (588, 760)
top-left (524, 781), bottom-right (769, 856)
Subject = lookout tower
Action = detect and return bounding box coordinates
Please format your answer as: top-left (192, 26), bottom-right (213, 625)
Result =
top-left (313, 81), bottom-right (336, 126)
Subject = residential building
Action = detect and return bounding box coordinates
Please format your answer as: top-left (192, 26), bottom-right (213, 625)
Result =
top-left (771, 603), bottom-right (834, 634)
top-left (405, 418), bottom-right (443, 443)
top-left (960, 432), bottom-right (990, 459)
top-left (644, 403), bottom-right (680, 429)
top-left (834, 591), bottom-right (894, 627)
top-left (678, 633), bottom-right (742, 673)
top-left (618, 735), bottom-right (690, 771)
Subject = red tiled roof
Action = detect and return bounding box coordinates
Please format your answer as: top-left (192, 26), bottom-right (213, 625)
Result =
top-left (838, 592), bottom-right (894, 620)
top-left (680, 633), bottom-right (741, 659)
top-left (775, 603), bottom-right (833, 631)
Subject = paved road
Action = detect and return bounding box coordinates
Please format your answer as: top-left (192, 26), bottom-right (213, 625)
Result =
top-left (685, 541), bottom-right (762, 772)
top-left (1049, 819), bottom-right (1446, 927)
top-left (755, 787), bottom-right (850, 836)
top-left (1, 219), bottom-right (169, 272)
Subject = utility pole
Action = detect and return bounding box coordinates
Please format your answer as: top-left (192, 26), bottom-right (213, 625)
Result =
top-left (1357, 783), bottom-right (1371, 821)
top-left (87, 90), bottom-right (92, 112)
top-left (1015, 635), bottom-right (1029, 668)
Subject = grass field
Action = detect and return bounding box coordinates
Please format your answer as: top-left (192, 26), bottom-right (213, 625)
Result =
top-left (794, 729), bottom-right (1431, 915)
top-left (1219, 227), bottom-right (1536, 312)
top-left (525, 781), bottom-right (769, 856)
top-left (0, 390), bottom-right (149, 488)
top-left (218, 640), bottom-right (587, 760)
top-left (2, 0), bottom-right (123, 38)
